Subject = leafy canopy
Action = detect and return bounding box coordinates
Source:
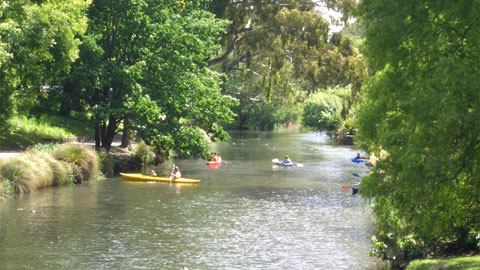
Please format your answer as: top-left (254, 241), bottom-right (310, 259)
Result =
top-left (356, 0), bottom-right (480, 255)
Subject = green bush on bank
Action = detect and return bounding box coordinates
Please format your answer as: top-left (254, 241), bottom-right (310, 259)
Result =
top-left (131, 141), bottom-right (155, 167)
top-left (302, 91), bottom-right (342, 133)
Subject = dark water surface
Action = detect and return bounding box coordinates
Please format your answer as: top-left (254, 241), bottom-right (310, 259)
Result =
top-left (0, 130), bottom-right (382, 269)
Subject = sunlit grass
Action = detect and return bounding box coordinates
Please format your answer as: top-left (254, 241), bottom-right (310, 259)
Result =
top-left (406, 255), bottom-right (480, 270)
top-left (9, 115), bottom-right (75, 139)
top-left (0, 115), bottom-right (92, 150)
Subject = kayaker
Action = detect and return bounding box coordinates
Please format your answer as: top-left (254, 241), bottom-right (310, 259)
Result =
top-left (211, 152), bottom-right (222, 162)
top-left (170, 167), bottom-right (181, 181)
top-left (355, 153), bottom-right (361, 159)
top-left (150, 170), bottom-right (157, 177)
top-left (283, 155), bottom-right (292, 164)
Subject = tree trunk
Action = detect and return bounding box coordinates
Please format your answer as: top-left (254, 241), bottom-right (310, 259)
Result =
top-left (121, 116), bottom-right (131, 148)
top-left (94, 124), bottom-right (101, 149)
top-left (101, 115), bottom-right (117, 150)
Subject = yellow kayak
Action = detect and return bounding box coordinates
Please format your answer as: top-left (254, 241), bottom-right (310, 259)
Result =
top-left (120, 173), bottom-right (200, 184)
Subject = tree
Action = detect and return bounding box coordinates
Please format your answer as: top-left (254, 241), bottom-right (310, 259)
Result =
top-left (356, 0), bottom-right (480, 259)
top-left (0, 0), bottom-right (88, 130)
top-left (302, 87), bottom-right (349, 133)
top-left (207, 1), bottom-right (366, 130)
top-left (61, 0), bottom-right (235, 155)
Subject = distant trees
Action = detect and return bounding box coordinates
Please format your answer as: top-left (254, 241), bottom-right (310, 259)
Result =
top-left (208, 0), bottom-right (366, 130)
top-left (356, 0), bottom-right (480, 261)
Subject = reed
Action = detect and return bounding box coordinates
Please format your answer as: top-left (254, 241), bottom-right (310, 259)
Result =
top-left (53, 143), bottom-right (99, 183)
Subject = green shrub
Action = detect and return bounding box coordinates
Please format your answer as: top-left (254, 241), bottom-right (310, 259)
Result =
top-left (131, 141), bottom-right (155, 166)
top-left (29, 142), bottom-right (61, 154)
top-left (227, 97), bottom-right (301, 131)
top-left (302, 91), bottom-right (342, 132)
top-left (98, 149), bottom-right (115, 177)
top-left (0, 176), bottom-right (14, 199)
top-left (53, 143), bottom-right (99, 183)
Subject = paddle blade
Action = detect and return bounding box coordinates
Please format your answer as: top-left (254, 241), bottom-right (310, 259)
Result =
top-left (296, 163), bottom-right (304, 167)
top-left (272, 158), bottom-right (280, 163)
top-left (342, 185), bottom-right (352, 189)
top-left (353, 173), bottom-right (361, 178)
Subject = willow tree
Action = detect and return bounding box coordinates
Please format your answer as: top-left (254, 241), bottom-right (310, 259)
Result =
top-left (356, 0), bottom-right (480, 259)
top-left (208, 0), bottom-right (366, 130)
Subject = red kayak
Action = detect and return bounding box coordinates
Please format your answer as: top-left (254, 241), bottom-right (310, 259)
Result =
top-left (206, 158), bottom-right (223, 165)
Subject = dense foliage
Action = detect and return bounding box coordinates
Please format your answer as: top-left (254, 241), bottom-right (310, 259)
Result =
top-left (54, 0), bottom-right (236, 155)
top-left (0, 0), bottom-right (366, 155)
top-left (208, 0), bottom-right (366, 130)
top-left (356, 0), bottom-right (480, 261)
top-left (302, 90), bottom-right (342, 133)
top-left (0, 0), bottom-right (88, 131)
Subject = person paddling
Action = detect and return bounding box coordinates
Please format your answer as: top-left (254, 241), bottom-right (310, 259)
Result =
top-left (283, 155), bottom-right (292, 165)
top-left (170, 167), bottom-right (181, 182)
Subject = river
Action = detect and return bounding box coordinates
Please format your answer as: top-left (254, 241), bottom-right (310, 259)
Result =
top-left (0, 129), bottom-right (382, 269)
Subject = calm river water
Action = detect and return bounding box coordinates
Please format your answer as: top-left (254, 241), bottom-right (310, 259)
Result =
top-left (0, 130), bottom-right (383, 270)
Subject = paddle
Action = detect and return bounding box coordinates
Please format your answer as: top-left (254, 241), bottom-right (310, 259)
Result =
top-left (342, 183), bottom-right (361, 189)
top-left (342, 174), bottom-right (363, 189)
top-left (169, 162), bottom-right (175, 182)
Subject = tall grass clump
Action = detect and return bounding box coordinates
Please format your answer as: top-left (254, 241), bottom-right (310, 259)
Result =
top-left (0, 151), bottom-right (64, 194)
top-left (33, 151), bottom-right (74, 185)
top-left (53, 143), bottom-right (99, 183)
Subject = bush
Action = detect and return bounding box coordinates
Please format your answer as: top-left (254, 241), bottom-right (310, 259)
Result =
top-left (228, 97), bottom-right (301, 130)
top-left (302, 91), bottom-right (342, 132)
top-left (131, 141), bottom-right (155, 166)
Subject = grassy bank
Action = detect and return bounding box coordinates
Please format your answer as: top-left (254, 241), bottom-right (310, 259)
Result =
top-left (0, 115), bottom-right (92, 150)
top-left (406, 255), bottom-right (480, 270)
top-left (0, 143), bottom-right (99, 199)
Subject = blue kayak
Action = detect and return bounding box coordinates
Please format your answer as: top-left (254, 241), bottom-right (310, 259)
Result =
top-left (275, 161), bottom-right (293, 166)
top-left (351, 158), bottom-right (365, 163)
